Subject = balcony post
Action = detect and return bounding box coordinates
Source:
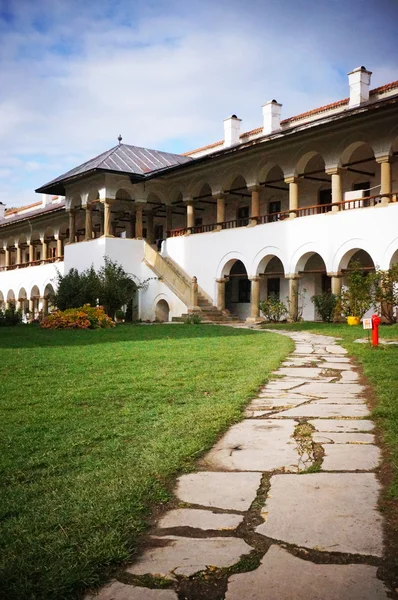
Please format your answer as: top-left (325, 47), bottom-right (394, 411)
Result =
top-left (216, 277), bottom-right (227, 311)
top-left (166, 205), bottom-right (173, 235)
top-left (146, 210), bottom-right (154, 243)
top-left (16, 243), bottom-right (22, 266)
top-left (42, 239), bottom-right (48, 261)
top-left (185, 197), bottom-right (195, 232)
top-left (247, 276), bottom-right (261, 323)
top-left (285, 176), bottom-right (299, 218)
top-left (326, 167), bottom-right (343, 212)
top-left (328, 272), bottom-right (343, 296)
top-left (135, 204), bottom-right (143, 238)
top-left (248, 185), bottom-right (261, 225)
top-left (376, 155), bottom-right (392, 205)
top-left (215, 194), bottom-right (225, 230)
top-left (67, 209), bottom-right (76, 244)
top-left (56, 236), bottom-right (63, 259)
top-left (28, 242), bottom-right (34, 263)
top-left (5, 247), bottom-right (10, 267)
top-left (102, 199), bottom-right (114, 237)
top-left (84, 203), bottom-right (93, 240)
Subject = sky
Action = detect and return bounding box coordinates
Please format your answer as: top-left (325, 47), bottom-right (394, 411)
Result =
top-left (1, 0), bottom-right (398, 207)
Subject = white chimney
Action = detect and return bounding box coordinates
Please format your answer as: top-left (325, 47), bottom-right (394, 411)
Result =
top-left (348, 66), bottom-right (372, 108)
top-left (223, 115), bottom-right (241, 148)
top-left (262, 100), bottom-right (282, 135)
top-left (42, 194), bottom-right (52, 207)
top-left (0, 202), bottom-right (5, 220)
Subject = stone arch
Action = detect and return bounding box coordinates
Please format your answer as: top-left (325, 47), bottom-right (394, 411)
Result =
top-left (223, 258), bottom-right (251, 319)
top-left (7, 289), bottom-right (16, 307)
top-left (217, 252), bottom-right (250, 279)
top-left (115, 188), bottom-right (132, 200)
top-left (252, 246), bottom-right (287, 276)
top-left (155, 299), bottom-right (170, 322)
top-left (188, 178), bottom-right (214, 199)
top-left (332, 239), bottom-right (377, 273)
top-left (296, 150), bottom-right (326, 176)
top-left (336, 247), bottom-right (376, 273)
top-left (18, 287), bottom-right (28, 316)
top-left (220, 171), bottom-right (248, 193)
top-left (0, 290), bottom-right (4, 309)
top-left (293, 250), bottom-right (328, 275)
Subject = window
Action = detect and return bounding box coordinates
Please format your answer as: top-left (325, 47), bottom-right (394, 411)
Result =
top-left (154, 225), bottom-right (164, 240)
top-left (237, 206), bottom-right (249, 225)
top-left (321, 275), bottom-right (332, 294)
top-left (318, 189), bottom-right (332, 213)
top-left (267, 278), bottom-right (280, 299)
top-left (269, 200), bottom-right (281, 221)
top-left (238, 278), bottom-right (251, 303)
top-left (353, 182), bottom-right (370, 195)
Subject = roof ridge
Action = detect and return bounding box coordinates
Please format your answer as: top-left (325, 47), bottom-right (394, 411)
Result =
top-left (185, 78), bottom-right (398, 155)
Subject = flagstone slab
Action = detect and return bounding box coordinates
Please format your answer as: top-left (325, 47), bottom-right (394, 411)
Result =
top-left (204, 419), bottom-right (300, 472)
top-left (85, 582), bottom-right (178, 599)
top-left (225, 545), bottom-right (388, 600)
top-left (322, 444), bottom-right (381, 471)
top-left (261, 379), bottom-right (312, 390)
top-left (176, 472), bottom-right (262, 511)
top-left (127, 536), bottom-right (252, 577)
top-left (278, 367), bottom-right (326, 378)
top-left (295, 382), bottom-right (365, 395)
top-left (309, 419), bottom-right (375, 432)
top-left (275, 403), bottom-right (370, 418)
top-left (157, 509), bottom-right (243, 531)
top-left (319, 356), bottom-right (351, 363)
top-left (340, 370), bottom-right (359, 381)
top-left (320, 362), bottom-right (353, 370)
top-left (312, 432), bottom-right (375, 444)
top-left (256, 473), bottom-right (383, 556)
top-left (325, 345), bottom-right (348, 354)
top-left (313, 395), bottom-right (365, 404)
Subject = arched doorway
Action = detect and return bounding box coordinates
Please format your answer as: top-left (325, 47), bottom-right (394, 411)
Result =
top-left (224, 260), bottom-right (251, 319)
top-left (155, 299), bottom-right (170, 322)
top-left (295, 252), bottom-right (328, 320)
top-left (6, 289), bottom-right (16, 309)
top-left (18, 288), bottom-right (28, 319)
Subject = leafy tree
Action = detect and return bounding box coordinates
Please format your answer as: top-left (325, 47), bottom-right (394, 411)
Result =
top-left (98, 258), bottom-right (138, 318)
top-left (340, 260), bottom-right (373, 318)
top-left (259, 295), bottom-right (288, 322)
top-left (0, 303), bottom-right (22, 326)
top-left (52, 258), bottom-right (150, 318)
top-left (369, 263), bottom-right (398, 324)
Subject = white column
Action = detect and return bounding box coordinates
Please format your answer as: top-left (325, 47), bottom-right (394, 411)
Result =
top-left (285, 176), bottom-right (299, 218)
top-left (376, 156), bottom-right (392, 205)
top-left (247, 276), bottom-right (261, 322)
top-left (249, 186), bottom-right (261, 225)
top-left (326, 167), bottom-right (343, 213)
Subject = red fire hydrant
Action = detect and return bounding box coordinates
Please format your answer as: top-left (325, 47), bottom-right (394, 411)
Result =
top-left (371, 314), bottom-right (381, 347)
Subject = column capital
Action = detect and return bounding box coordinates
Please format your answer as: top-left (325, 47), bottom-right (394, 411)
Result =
top-left (327, 272), bottom-right (343, 278)
top-left (183, 197), bottom-right (195, 207)
top-left (247, 184), bottom-right (262, 193)
top-left (212, 192), bottom-right (225, 200)
top-left (284, 176), bottom-right (299, 185)
top-left (216, 277), bottom-right (227, 284)
top-left (375, 153), bottom-right (391, 164)
top-left (101, 197), bottom-right (116, 205)
top-left (285, 273), bottom-right (302, 280)
top-left (325, 166), bottom-right (343, 176)
top-left (248, 276), bottom-right (261, 282)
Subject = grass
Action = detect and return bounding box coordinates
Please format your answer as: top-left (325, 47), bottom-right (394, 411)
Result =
top-left (264, 322), bottom-right (398, 497)
top-left (0, 324), bottom-right (292, 600)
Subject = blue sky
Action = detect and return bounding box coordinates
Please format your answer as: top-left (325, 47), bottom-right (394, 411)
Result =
top-left (1, 0), bottom-right (398, 206)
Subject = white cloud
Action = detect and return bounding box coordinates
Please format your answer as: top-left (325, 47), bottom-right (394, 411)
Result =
top-left (1, 0), bottom-right (398, 205)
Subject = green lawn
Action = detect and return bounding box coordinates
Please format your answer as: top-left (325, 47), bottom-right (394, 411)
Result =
top-left (0, 324), bottom-right (292, 600)
top-left (265, 322), bottom-right (398, 498)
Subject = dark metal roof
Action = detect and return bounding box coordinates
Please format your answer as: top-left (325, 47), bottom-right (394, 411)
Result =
top-left (0, 200), bottom-right (65, 229)
top-left (36, 144), bottom-right (192, 195)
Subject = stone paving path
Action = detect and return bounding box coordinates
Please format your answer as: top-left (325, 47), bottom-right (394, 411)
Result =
top-left (85, 331), bottom-right (391, 600)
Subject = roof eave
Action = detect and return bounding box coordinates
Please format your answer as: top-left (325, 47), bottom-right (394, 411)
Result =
top-left (35, 168), bottom-right (146, 196)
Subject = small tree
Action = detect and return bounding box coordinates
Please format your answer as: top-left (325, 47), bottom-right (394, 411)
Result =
top-left (340, 260), bottom-right (373, 318)
top-left (98, 258), bottom-right (138, 318)
top-left (370, 264), bottom-right (398, 324)
top-left (52, 266), bottom-right (100, 310)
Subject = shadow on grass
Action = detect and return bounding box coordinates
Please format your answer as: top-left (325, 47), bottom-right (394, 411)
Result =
top-left (0, 323), bottom-right (263, 350)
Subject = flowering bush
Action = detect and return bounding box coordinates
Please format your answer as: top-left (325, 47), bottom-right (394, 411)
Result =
top-left (41, 305), bottom-right (115, 330)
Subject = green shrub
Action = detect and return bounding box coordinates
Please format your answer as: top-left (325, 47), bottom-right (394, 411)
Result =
top-left (184, 313), bottom-right (202, 324)
top-left (259, 296), bottom-right (288, 322)
top-left (311, 293), bottom-right (338, 322)
top-left (41, 305), bottom-right (114, 329)
top-left (340, 261), bottom-right (373, 318)
top-left (0, 304), bottom-right (22, 326)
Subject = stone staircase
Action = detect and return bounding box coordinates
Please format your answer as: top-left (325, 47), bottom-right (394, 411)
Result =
top-left (143, 243), bottom-right (241, 323)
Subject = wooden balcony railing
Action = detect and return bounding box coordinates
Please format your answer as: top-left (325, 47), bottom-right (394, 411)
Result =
top-left (163, 193), bottom-right (398, 240)
top-left (0, 256), bottom-right (64, 272)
